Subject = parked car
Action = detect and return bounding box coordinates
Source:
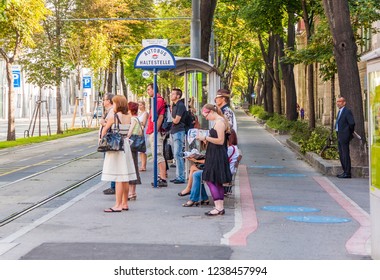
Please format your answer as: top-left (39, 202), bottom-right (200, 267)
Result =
top-left (93, 106), bottom-right (103, 119)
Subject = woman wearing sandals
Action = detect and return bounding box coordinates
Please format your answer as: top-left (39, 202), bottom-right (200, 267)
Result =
top-left (196, 104), bottom-right (232, 216)
top-left (126, 101), bottom-right (142, 201)
top-left (101, 95), bottom-right (136, 212)
top-left (137, 100), bottom-right (149, 172)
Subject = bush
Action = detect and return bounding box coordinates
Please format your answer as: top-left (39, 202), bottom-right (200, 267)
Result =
top-left (248, 107), bottom-right (339, 160)
top-left (266, 114), bottom-right (294, 131)
top-left (297, 126), bottom-right (339, 160)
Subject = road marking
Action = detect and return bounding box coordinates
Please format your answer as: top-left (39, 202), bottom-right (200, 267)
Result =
top-left (0, 181), bottom-right (106, 256)
top-left (222, 165), bottom-right (258, 246)
top-left (286, 215), bottom-right (351, 223)
top-left (313, 176), bottom-right (371, 256)
top-left (0, 160), bottom-right (51, 176)
top-left (261, 205), bottom-right (320, 212)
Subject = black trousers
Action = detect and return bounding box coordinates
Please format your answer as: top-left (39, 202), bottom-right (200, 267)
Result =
top-left (338, 140), bottom-right (351, 175)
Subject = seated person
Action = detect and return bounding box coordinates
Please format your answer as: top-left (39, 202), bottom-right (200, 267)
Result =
top-left (182, 129), bottom-right (241, 207)
top-left (177, 156), bottom-right (204, 196)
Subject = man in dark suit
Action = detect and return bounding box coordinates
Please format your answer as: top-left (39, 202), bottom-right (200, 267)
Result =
top-left (335, 96), bottom-right (355, 178)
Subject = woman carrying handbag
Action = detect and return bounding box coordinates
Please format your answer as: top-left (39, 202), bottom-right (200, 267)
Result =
top-left (101, 95), bottom-right (136, 212)
top-left (126, 102), bottom-right (144, 201)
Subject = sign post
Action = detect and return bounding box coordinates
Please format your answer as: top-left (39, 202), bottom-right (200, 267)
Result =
top-left (134, 44), bottom-right (176, 188)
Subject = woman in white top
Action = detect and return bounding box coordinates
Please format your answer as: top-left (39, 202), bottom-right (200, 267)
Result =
top-left (137, 100), bottom-right (149, 171)
top-left (101, 95), bottom-right (136, 212)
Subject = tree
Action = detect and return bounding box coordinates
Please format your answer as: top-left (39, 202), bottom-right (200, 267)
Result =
top-left (0, 0), bottom-right (49, 140)
top-left (322, 0), bottom-right (367, 165)
top-left (200, 0), bottom-right (217, 61)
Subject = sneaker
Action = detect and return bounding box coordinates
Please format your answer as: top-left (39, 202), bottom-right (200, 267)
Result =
top-left (151, 178), bottom-right (168, 187)
top-left (170, 164), bottom-right (176, 168)
top-left (103, 188), bottom-right (115, 195)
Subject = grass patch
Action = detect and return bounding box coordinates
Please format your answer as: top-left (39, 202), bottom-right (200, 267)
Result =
top-left (0, 128), bottom-right (97, 149)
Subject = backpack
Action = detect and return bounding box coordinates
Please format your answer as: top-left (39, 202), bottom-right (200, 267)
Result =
top-left (158, 102), bottom-right (172, 133)
top-left (181, 109), bottom-right (193, 133)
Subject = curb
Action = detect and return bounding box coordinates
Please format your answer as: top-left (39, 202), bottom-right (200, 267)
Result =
top-left (248, 113), bottom-right (369, 178)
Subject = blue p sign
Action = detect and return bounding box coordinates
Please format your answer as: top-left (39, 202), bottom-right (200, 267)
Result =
top-left (83, 76), bottom-right (92, 89)
top-left (13, 70), bottom-right (21, 88)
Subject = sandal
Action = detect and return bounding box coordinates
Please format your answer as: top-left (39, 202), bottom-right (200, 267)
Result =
top-left (139, 168), bottom-right (146, 172)
top-left (182, 201), bottom-right (199, 207)
top-left (205, 208), bottom-right (225, 216)
top-left (128, 194), bottom-right (137, 201)
top-left (104, 208), bottom-right (122, 213)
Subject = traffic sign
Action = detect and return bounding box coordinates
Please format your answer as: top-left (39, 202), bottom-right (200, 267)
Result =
top-left (142, 39), bottom-right (168, 47)
top-left (134, 45), bottom-right (176, 70)
top-left (12, 70), bottom-right (21, 88)
top-left (142, 71), bottom-right (151, 79)
top-left (83, 76), bottom-right (92, 89)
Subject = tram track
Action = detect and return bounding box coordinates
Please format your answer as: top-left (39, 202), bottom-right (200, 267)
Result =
top-left (0, 170), bottom-right (102, 227)
top-left (0, 146), bottom-right (104, 228)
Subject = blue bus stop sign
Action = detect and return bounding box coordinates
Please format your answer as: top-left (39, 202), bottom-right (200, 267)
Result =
top-left (134, 45), bottom-right (176, 70)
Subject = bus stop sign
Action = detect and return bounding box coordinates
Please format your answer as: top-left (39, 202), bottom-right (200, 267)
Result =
top-left (134, 45), bottom-right (176, 70)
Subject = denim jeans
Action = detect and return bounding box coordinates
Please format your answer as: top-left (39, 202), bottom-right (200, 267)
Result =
top-left (172, 130), bottom-right (186, 181)
top-left (189, 170), bottom-right (208, 202)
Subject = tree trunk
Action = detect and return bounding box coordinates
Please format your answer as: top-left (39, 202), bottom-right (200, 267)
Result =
top-left (322, 0), bottom-right (368, 166)
top-left (301, 0), bottom-right (316, 129)
top-left (200, 0), bottom-right (217, 62)
top-left (107, 61), bottom-right (113, 94)
top-left (274, 41), bottom-right (282, 114)
top-left (120, 59), bottom-right (128, 99)
top-left (256, 73), bottom-right (263, 106)
top-left (330, 74), bottom-right (335, 133)
top-left (55, 6), bottom-right (63, 134)
top-left (307, 64), bottom-right (315, 129)
top-left (5, 60), bottom-right (16, 140)
top-left (278, 36), bottom-right (297, 121)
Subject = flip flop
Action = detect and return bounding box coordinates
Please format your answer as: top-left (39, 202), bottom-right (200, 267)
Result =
top-left (104, 208), bottom-right (121, 213)
top-left (139, 168), bottom-right (146, 172)
top-left (122, 208), bottom-right (129, 211)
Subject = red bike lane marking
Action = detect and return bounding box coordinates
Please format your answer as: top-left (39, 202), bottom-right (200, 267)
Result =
top-left (313, 176), bottom-right (370, 256)
top-left (227, 165), bottom-right (258, 246)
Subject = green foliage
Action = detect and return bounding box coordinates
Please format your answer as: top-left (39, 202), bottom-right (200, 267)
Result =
top-left (249, 105), bottom-right (270, 120)
top-left (250, 105), bottom-right (338, 159)
top-left (289, 120), bottom-right (310, 143)
top-left (0, 128), bottom-right (97, 149)
top-left (266, 113), bottom-right (294, 132)
top-left (297, 126), bottom-right (338, 160)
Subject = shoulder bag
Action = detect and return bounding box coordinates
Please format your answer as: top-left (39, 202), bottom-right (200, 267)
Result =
top-left (97, 114), bottom-right (124, 152)
top-left (129, 117), bottom-right (146, 153)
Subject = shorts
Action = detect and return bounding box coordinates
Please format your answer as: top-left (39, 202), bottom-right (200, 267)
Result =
top-left (149, 133), bottom-right (165, 164)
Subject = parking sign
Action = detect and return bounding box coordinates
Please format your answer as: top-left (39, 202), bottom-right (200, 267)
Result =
top-left (12, 70), bottom-right (21, 88)
top-left (83, 76), bottom-right (92, 89)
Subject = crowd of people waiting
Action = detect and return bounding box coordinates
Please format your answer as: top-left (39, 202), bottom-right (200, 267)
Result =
top-left (98, 84), bottom-right (240, 216)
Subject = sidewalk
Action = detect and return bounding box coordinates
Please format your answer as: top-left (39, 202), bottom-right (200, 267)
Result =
top-left (0, 109), bottom-right (372, 260)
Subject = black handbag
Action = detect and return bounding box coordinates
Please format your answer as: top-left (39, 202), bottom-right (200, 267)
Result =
top-left (129, 118), bottom-right (146, 153)
top-left (163, 134), bottom-right (173, 160)
top-left (97, 114), bottom-right (124, 152)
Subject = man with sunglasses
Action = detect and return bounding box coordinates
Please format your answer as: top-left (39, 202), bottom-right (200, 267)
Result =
top-left (214, 89), bottom-right (237, 132)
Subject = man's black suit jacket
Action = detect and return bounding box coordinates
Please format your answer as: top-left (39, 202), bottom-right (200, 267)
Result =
top-left (336, 107), bottom-right (355, 143)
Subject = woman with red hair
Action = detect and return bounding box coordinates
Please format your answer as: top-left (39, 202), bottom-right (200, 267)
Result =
top-left (126, 101), bottom-right (142, 200)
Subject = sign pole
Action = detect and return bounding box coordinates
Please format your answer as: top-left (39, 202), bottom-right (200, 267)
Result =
top-left (134, 44), bottom-right (176, 189)
top-left (153, 69), bottom-right (158, 188)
